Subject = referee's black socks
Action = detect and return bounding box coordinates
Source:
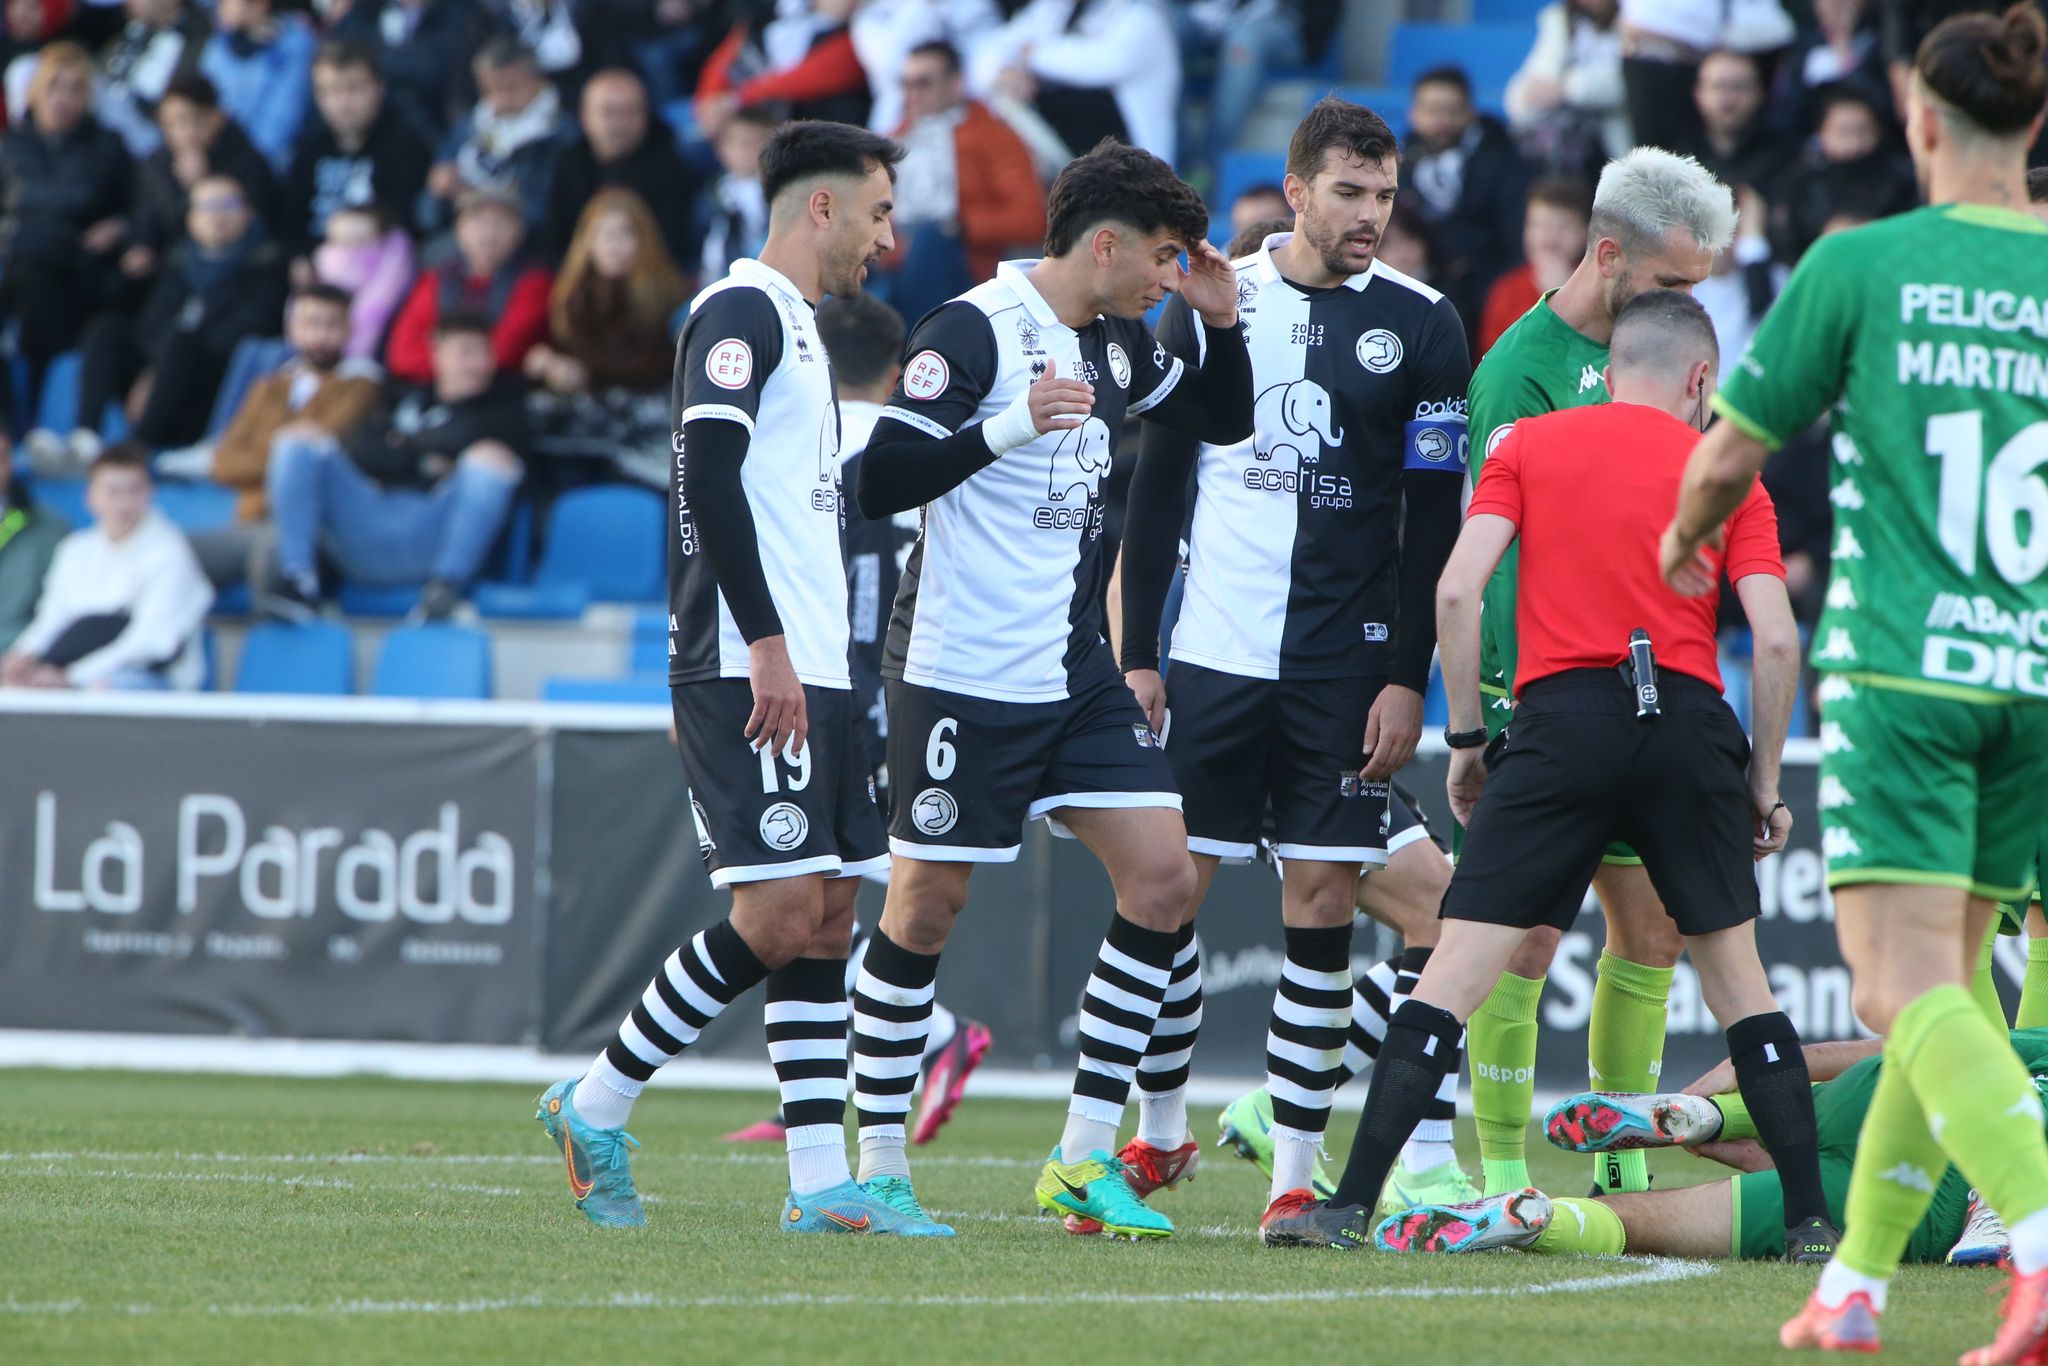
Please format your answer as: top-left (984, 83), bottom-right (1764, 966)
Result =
top-left (1726, 1011), bottom-right (1828, 1228)
top-left (1331, 999), bottom-right (1463, 1210)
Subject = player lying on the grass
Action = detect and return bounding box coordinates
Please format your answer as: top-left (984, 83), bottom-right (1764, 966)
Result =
top-left (1268, 291), bottom-right (1838, 1262)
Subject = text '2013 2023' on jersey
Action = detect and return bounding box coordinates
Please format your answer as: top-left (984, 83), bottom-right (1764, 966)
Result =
top-left (1132, 237), bottom-right (1472, 683)
top-left (1713, 205), bottom-right (2048, 702)
top-left (667, 257), bottom-right (850, 689)
top-left (864, 259), bottom-right (1251, 704)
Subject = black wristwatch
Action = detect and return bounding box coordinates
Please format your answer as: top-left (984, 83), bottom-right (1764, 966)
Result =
top-left (1443, 726), bottom-right (1489, 750)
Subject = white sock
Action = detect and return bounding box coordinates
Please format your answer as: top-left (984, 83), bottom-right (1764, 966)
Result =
top-left (857, 1131), bottom-right (910, 1182)
top-left (1270, 1124), bottom-right (1322, 1202)
top-left (924, 1001), bottom-right (960, 1062)
top-left (1058, 1109), bottom-right (1119, 1163)
top-left (1816, 1259), bottom-right (1888, 1312)
top-left (1135, 1087), bottom-right (1188, 1151)
top-left (570, 1057), bottom-right (641, 1130)
top-left (2008, 1206), bottom-right (2048, 1275)
top-left (1399, 1138), bottom-right (1457, 1173)
top-left (787, 1124), bottom-right (852, 1195)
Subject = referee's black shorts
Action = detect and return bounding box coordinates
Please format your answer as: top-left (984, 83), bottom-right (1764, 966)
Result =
top-left (1443, 667), bottom-right (1760, 937)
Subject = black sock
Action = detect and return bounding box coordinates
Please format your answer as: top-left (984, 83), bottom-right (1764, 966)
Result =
top-left (1726, 1010), bottom-right (1828, 1227)
top-left (1331, 998), bottom-right (1462, 1208)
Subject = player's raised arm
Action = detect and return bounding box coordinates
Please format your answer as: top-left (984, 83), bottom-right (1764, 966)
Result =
top-left (1125, 242), bottom-right (1254, 443)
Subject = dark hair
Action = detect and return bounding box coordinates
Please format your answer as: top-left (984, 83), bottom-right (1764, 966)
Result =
top-left (2029, 166), bottom-right (2048, 202)
top-left (160, 72), bottom-right (220, 110)
top-left (1412, 64), bottom-right (1471, 99)
top-left (815, 294), bottom-right (906, 390)
top-left (1610, 288), bottom-right (1720, 373)
top-left (727, 105), bottom-right (780, 136)
top-left (1044, 138), bottom-right (1207, 257)
top-left (759, 119), bottom-right (903, 209)
top-left (313, 37), bottom-right (378, 75)
top-left (1226, 217), bottom-right (1292, 258)
top-left (89, 441), bottom-right (152, 479)
top-left (1916, 2), bottom-right (2048, 136)
top-left (1233, 181), bottom-right (1287, 207)
top-left (1699, 48), bottom-right (1765, 84)
top-left (1816, 81), bottom-right (1886, 125)
top-left (1527, 174), bottom-right (1592, 219)
top-left (434, 309), bottom-right (494, 342)
top-left (294, 282), bottom-right (353, 313)
top-left (906, 39), bottom-right (962, 74)
top-left (1286, 95), bottom-right (1399, 184)
top-left (474, 35), bottom-right (539, 74)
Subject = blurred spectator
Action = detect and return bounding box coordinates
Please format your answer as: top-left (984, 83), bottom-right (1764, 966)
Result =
top-left (1375, 199), bottom-right (1440, 287)
top-left (1505, 0), bottom-right (1628, 172)
top-left (312, 204), bottom-right (417, 360)
top-left (122, 73), bottom-right (276, 280)
top-left (180, 284), bottom-right (381, 589)
top-left (850, 0), bottom-right (998, 135)
top-left (1477, 175), bottom-right (1589, 354)
top-left (1680, 49), bottom-right (1789, 196)
top-left (198, 0), bottom-right (314, 172)
top-left (1, 0), bottom-right (78, 117)
top-left (633, 0), bottom-right (726, 112)
top-left (1617, 0), bottom-right (1791, 153)
top-left (419, 37), bottom-right (567, 235)
top-left (386, 186), bottom-right (553, 384)
top-left (496, 0), bottom-right (585, 82)
top-left (538, 67), bottom-right (702, 268)
top-left (91, 0), bottom-right (209, 158)
top-left (330, 0), bottom-right (492, 139)
top-left (0, 43), bottom-right (133, 395)
top-left (1403, 65), bottom-right (1528, 324)
top-left (696, 0), bottom-right (873, 137)
top-left (1694, 183), bottom-right (1786, 369)
top-left (1176, 0), bottom-right (1310, 175)
top-left (972, 0), bottom-right (1180, 164)
top-left (63, 173), bottom-right (289, 461)
top-left (1773, 0), bottom-right (1890, 137)
top-left (699, 104), bottom-right (771, 281)
top-left (876, 39), bottom-right (1043, 319)
top-left (266, 311), bottom-right (529, 620)
top-left (1766, 83), bottom-right (1915, 261)
top-left (1226, 215), bottom-right (1291, 257)
top-left (0, 442), bottom-right (70, 655)
top-left (1229, 183), bottom-right (1291, 236)
top-left (280, 39), bottom-right (433, 260)
top-left (1762, 420), bottom-right (1833, 624)
top-left (1, 443), bottom-right (213, 690)
top-left (524, 187), bottom-right (687, 488)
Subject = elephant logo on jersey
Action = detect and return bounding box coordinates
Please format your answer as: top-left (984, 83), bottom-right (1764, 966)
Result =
top-left (1357, 329), bottom-right (1404, 374)
top-left (1253, 380), bottom-right (1344, 465)
top-left (911, 788), bottom-right (958, 835)
top-left (759, 802), bottom-right (808, 851)
top-left (1047, 416), bottom-right (1113, 503)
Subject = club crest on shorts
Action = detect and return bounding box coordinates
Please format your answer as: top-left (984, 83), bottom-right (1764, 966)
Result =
top-left (911, 788), bottom-right (958, 835)
top-left (1106, 343), bottom-right (1131, 390)
top-left (1356, 329), bottom-right (1403, 374)
top-left (1131, 723), bottom-right (1160, 749)
top-left (759, 802), bottom-right (809, 851)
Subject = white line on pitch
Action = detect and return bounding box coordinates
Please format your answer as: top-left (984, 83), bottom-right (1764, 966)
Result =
top-left (0, 1150), bottom-right (1047, 1171)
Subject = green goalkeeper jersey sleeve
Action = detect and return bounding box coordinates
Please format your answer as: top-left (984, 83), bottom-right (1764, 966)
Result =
top-left (1714, 205), bottom-right (2048, 702)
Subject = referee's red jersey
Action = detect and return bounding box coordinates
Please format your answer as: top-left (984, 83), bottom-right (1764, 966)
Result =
top-left (1468, 402), bottom-right (1784, 696)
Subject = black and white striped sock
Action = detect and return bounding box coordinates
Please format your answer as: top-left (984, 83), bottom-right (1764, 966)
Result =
top-left (851, 929), bottom-right (940, 1181)
top-left (1336, 956), bottom-right (1400, 1086)
top-left (1135, 926), bottom-right (1202, 1148)
top-left (573, 920), bottom-right (768, 1130)
top-left (1268, 923), bottom-right (1354, 1198)
top-left (1061, 913), bottom-right (1179, 1159)
top-left (765, 956), bottom-right (852, 1195)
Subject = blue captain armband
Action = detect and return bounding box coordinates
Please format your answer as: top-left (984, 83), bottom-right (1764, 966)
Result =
top-left (1403, 408), bottom-right (1468, 472)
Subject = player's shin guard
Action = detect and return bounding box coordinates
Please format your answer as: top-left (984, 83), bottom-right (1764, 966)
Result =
top-left (2022, 937), bottom-right (2048, 1032)
top-left (765, 956), bottom-right (852, 1195)
top-left (1391, 947), bottom-right (1459, 1165)
top-left (576, 920), bottom-right (769, 1129)
top-left (1332, 999), bottom-right (1463, 1209)
top-left (1136, 926), bottom-right (1202, 1150)
top-left (1267, 924), bottom-right (1353, 1198)
top-left (1468, 971), bottom-right (1544, 1194)
top-left (1063, 913), bottom-right (1179, 1159)
top-left (851, 930), bottom-right (939, 1181)
top-left (1725, 1011), bottom-right (1827, 1228)
top-left (1588, 952), bottom-right (1672, 1194)
top-left (1972, 926), bottom-right (2009, 1029)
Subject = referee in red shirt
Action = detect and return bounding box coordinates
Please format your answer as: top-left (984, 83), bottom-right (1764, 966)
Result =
top-left (1273, 290), bottom-right (1838, 1261)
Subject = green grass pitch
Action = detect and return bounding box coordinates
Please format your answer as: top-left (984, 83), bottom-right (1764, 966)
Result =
top-left (5, 1069), bottom-right (2005, 1364)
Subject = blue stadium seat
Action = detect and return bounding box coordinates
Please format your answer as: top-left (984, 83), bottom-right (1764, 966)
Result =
top-left (630, 607), bottom-right (668, 673)
top-left (1471, 0), bottom-right (1549, 24)
top-left (1212, 149), bottom-right (1287, 232)
top-left (542, 674), bottom-right (671, 705)
top-left (35, 351), bottom-right (81, 433)
top-left (213, 582), bottom-right (252, 616)
top-left (370, 624), bottom-right (492, 699)
top-left (153, 481), bottom-right (238, 533)
top-left (338, 583), bottom-right (424, 617)
top-left (205, 337), bottom-right (292, 438)
top-left (1386, 22), bottom-right (1529, 107)
top-left (474, 485), bottom-right (665, 618)
top-left (235, 620), bottom-right (354, 695)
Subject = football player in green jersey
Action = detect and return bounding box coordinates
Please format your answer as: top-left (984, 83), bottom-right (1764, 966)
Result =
top-left (1458, 148), bottom-right (1737, 1204)
top-left (1665, 8), bottom-right (2048, 1359)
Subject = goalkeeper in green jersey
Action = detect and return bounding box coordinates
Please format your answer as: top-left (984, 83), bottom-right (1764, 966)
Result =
top-left (1663, 7), bottom-right (2048, 1358)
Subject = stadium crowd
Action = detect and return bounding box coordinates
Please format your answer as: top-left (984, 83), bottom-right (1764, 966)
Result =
top-left (0, 0), bottom-right (2039, 697)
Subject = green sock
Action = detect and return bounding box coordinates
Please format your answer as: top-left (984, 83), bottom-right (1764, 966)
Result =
top-left (1533, 1196), bottom-right (1626, 1255)
top-left (1971, 925), bottom-right (2008, 1028)
top-left (1835, 1025), bottom-right (1946, 1279)
top-left (1470, 971), bottom-right (1544, 1194)
top-left (1588, 952), bottom-right (1673, 1193)
top-left (2019, 934), bottom-right (2048, 1030)
top-left (1897, 984), bottom-right (2048, 1230)
top-left (1710, 1091), bottom-right (1759, 1142)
